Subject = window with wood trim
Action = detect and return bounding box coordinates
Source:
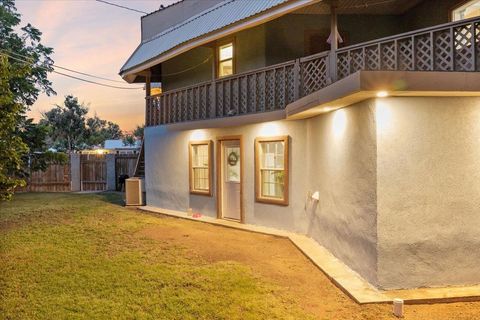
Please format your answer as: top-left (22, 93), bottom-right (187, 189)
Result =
top-left (255, 136), bottom-right (289, 205)
top-left (189, 141), bottom-right (212, 196)
top-left (217, 42), bottom-right (234, 77)
top-left (452, 0), bottom-right (480, 21)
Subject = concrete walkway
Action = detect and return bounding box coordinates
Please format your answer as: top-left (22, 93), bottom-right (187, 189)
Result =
top-left (138, 205), bottom-right (480, 305)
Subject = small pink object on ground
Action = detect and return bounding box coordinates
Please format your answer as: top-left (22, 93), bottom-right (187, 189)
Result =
top-left (192, 213), bottom-right (202, 218)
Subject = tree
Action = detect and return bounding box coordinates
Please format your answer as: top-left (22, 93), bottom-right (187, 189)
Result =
top-left (0, 0), bottom-right (55, 200)
top-left (86, 115), bottom-right (122, 147)
top-left (18, 117), bottom-right (67, 172)
top-left (133, 125), bottom-right (144, 140)
top-left (0, 56), bottom-right (28, 199)
top-left (122, 134), bottom-right (136, 146)
top-left (41, 95), bottom-right (88, 152)
top-left (41, 95), bottom-right (124, 150)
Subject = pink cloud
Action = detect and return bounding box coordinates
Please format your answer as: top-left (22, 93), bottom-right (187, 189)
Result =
top-left (16, 0), bottom-right (176, 131)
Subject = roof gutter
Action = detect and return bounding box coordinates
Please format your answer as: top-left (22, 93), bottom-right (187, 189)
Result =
top-left (120, 0), bottom-right (320, 83)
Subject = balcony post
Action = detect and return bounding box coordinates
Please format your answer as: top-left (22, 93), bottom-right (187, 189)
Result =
top-left (145, 72), bottom-right (151, 126)
top-left (328, 1), bottom-right (339, 82)
top-left (211, 50), bottom-right (217, 118)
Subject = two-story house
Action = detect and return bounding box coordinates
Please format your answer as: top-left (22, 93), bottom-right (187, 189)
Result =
top-left (120, 0), bottom-right (480, 292)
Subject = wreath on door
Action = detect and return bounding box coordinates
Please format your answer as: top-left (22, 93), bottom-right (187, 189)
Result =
top-left (227, 151), bottom-right (239, 166)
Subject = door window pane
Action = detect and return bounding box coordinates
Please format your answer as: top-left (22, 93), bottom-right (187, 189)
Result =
top-left (225, 146), bottom-right (240, 183)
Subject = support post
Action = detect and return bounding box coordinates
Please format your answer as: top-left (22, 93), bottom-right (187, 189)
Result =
top-left (145, 72), bottom-right (151, 126)
top-left (328, 1), bottom-right (339, 82)
top-left (211, 47), bottom-right (217, 118)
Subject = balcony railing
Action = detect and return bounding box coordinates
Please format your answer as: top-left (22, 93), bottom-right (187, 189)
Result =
top-left (146, 17), bottom-right (480, 126)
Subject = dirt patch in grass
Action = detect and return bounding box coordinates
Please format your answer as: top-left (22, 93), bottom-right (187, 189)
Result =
top-left (140, 216), bottom-right (480, 320)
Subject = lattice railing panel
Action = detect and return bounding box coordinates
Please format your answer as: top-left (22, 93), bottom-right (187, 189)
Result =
top-left (300, 53), bottom-right (328, 96)
top-left (336, 52), bottom-right (350, 79)
top-left (381, 41), bottom-right (396, 70)
top-left (351, 49), bottom-right (364, 73)
top-left (434, 30), bottom-right (453, 71)
top-left (454, 24), bottom-right (475, 71)
top-left (334, 16), bottom-right (479, 79)
top-left (365, 45), bottom-right (380, 70)
top-left (265, 70), bottom-right (275, 111)
top-left (285, 65), bottom-right (295, 104)
top-left (397, 37), bottom-right (414, 71)
top-left (415, 34), bottom-right (432, 70)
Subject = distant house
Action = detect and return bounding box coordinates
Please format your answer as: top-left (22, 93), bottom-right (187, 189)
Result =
top-left (120, 0), bottom-right (480, 291)
top-left (104, 139), bottom-right (141, 154)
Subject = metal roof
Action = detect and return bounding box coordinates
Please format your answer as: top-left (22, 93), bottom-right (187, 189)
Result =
top-left (120, 0), bottom-right (289, 77)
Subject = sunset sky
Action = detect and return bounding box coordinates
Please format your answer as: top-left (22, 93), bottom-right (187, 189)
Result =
top-left (16, 0), bottom-right (176, 132)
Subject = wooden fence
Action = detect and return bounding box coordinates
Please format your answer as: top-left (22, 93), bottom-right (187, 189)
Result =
top-left (80, 154), bottom-right (107, 191)
top-left (115, 154), bottom-right (138, 190)
top-left (18, 153), bottom-right (141, 193)
top-left (22, 163), bottom-right (71, 192)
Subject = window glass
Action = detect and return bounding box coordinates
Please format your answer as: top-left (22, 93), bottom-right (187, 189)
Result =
top-left (225, 146), bottom-right (240, 183)
top-left (219, 60), bottom-right (233, 77)
top-left (452, 0), bottom-right (480, 21)
top-left (255, 137), bottom-right (289, 205)
top-left (219, 44), bottom-right (233, 60)
top-left (218, 42), bottom-right (233, 77)
top-left (189, 142), bottom-right (211, 195)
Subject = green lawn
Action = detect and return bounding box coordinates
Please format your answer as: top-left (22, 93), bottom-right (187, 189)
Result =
top-left (0, 193), bottom-right (312, 320)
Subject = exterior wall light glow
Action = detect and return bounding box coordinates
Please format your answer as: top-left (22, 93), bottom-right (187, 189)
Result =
top-left (333, 109), bottom-right (347, 138)
top-left (377, 91), bottom-right (389, 98)
top-left (258, 122), bottom-right (282, 137)
top-left (190, 129), bottom-right (207, 141)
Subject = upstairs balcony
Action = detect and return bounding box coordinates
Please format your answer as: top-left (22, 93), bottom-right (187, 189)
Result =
top-left (146, 16), bottom-right (480, 127)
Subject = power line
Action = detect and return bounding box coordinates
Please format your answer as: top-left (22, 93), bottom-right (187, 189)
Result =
top-left (95, 0), bottom-right (148, 14)
top-left (52, 70), bottom-right (143, 90)
top-left (0, 51), bottom-right (143, 90)
top-left (5, 50), bottom-right (126, 83)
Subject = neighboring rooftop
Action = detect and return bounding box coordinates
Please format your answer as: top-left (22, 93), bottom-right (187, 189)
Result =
top-left (104, 139), bottom-right (141, 150)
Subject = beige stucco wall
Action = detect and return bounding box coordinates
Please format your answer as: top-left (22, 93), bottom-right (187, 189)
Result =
top-left (306, 100), bottom-right (378, 285)
top-left (145, 96), bottom-right (480, 290)
top-left (376, 97), bottom-right (480, 289)
top-left (145, 100), bottom-right (379, 285)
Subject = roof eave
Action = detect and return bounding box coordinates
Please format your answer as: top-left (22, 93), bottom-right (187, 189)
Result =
top-left (120, 0), bottom-right (319, 83)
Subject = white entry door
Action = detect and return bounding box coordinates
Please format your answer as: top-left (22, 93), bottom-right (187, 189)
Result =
top-left (220, 139), bottom-right (241, 221)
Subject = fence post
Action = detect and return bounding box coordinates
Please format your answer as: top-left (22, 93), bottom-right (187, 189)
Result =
top-left (106, 153), bottom-right (116, 191)
top-left (70, 153), bottom-right (81, 192)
